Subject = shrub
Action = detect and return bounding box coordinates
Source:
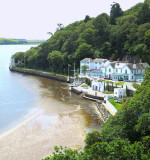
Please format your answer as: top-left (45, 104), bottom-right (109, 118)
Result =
top-left (84, 130), bottom-right (102, 150)
top-left (133, 82), bottom-right (140, 89)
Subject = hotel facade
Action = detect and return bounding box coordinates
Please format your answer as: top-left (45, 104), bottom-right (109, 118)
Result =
top-left (80, 58), bottom-right (149, 82)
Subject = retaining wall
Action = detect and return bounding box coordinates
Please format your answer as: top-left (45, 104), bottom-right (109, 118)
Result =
top-left (71, 87), bottom-right (82, 95)
top-left (84, 93), bottom-right (104, 101)
top-left (96, 101), bottom-right (112, 122)
top-left (10, 67), bottom-right (74, 83)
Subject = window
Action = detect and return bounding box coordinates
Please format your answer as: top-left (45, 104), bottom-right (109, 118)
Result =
top-left (125, 70), bottom-right (127, 74)
top-left (95, 62), bottom-right (97, 64)
top-left (121, 69), bottom-right (122, 73)
top-left (99, 62), bottom-right (101, 64)
top-left (116, 69), bottom-right (118, 73)
top-left (132, 76), bottom-right (133, 79)
top-left (109, 69), bottom-right (111, 72)
top-left (131, 70), bottom-right (133, 74)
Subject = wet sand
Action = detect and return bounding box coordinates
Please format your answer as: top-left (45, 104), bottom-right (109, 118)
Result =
top-left (0, 76), bottom-right (101, 160)
top-left (0, 110), bottom-right (87, 160)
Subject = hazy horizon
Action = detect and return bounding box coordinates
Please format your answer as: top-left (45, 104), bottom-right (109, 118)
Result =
top-left (1, 0), bottom-right (144, 40)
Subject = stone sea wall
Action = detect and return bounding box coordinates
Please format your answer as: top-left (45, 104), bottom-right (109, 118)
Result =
top-left (96, 101), bottom-right (112, 123)
top-left (10, 67), bottom-right (74, 83)
top-left (70, 87), bottom-right (113, 122)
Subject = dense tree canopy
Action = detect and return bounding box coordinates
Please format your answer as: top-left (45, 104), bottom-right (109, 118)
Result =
top-left (13, 0), bottom-right (150, 73)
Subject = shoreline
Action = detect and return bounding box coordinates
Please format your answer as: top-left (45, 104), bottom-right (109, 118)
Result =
top-left (9, 67), bottom-right (73, 83)
top-left (70, 86), bottom-right (117, 118)
top-left (0, 105), bottom-right (87, 160)
top-left (10, 67), bottom-right (116, 121)
top-left (0, 110), bottom-right (43, 138)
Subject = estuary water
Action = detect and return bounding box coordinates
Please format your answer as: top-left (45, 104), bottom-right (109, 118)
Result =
top-left (0, 45), bottom-right (41, 134)
top-left (0, 45), bottom-right (101, 159)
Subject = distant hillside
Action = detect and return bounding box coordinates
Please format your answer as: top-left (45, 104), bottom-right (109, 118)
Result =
top-left (0, 38), bottom-right (45, 45)
top-left (13, 0), bottom-right (150, 74)
top-left (26, 40), bottom-right (46, 44)
top-left (0, 38), bottom-right (26, 44)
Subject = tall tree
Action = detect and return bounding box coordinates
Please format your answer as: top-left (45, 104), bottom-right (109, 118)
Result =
top-left (47, 51), bottom-right (62, 72)
top-left (75, 43), bottom-right (93, 61)
top-left (110, 2), bottom-right (123, 25)
top-left (84, 15), bottom-right (90, 23)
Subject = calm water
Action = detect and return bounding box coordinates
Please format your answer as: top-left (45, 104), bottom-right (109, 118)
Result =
top-left (0, 45), bottom-right (101, 135)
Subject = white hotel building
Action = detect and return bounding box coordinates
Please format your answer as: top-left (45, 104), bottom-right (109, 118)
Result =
top-left (80, 58), bottom-right (149, 82)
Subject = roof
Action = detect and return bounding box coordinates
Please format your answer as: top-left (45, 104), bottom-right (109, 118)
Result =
top-left (81, 58), bottom-right (107, 63)
top-left (127, 63), bottom-right (149, 70)
top-left (93, 58), bottom-right (107, 63)
top-left (81, 58), bottom-right (149, 70)
top-left (115, 62), bottom-right (127, 69)
top-left (80, 58), bottom-right (93, 62)
top-left (101, 61), bottom-right (110, 67)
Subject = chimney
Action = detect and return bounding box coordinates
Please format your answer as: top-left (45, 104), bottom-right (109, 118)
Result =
top-left (133, 60), bottom-right (136, 69)
top-left (140, 59), bottom-right (142, 63)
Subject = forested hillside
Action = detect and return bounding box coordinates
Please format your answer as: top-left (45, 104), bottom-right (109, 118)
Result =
top-left (13, 0), bottom-right (150, 74)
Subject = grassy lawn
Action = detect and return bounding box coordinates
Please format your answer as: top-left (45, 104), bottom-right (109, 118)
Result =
top-left (109, 100), bottom-right (122, 110)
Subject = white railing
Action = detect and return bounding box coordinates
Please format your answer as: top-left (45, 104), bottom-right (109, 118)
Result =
top-left (106, 100), bottom-right (117, 113)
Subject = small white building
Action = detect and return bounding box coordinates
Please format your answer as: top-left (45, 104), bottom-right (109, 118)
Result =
top-left (114, 88), bottom-right (126, 98)
top-left (92, 80), bottom-right (104, 92)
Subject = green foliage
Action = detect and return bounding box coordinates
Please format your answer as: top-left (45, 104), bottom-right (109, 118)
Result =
top-left (81, 65), bottom-right (88, 75)
top-left (43, 146), bottom-right (80, 160)
top-left (135, 113), bottom-right (150, 136)
top-left (0, 38), bottom-right (27, 44)
top-left (84, 15), bottom-right (90, 23)
top-left (13, 52), bottom-right (24, 63)
top-left (137, 3), bottom-right (150, 24)
top-left (124, 3), bottom-right (144, 17)
top-left (103, 90), bottom-right (114, 94)
top-left (84, 130), bottom-right (102, 150)
top-left (126, 85), bottom-right (130, 97)
top-left (85, 78), bottom-right (91, 86)
top-left (133, 82), bottom-right (140, 89)
top-left (47, 51), bottom-right (63, 73)
top-left (75, 43), bottom-right (93, 61)
top-left (110, 2), bottom-right (123, 25)
top-left (43, 137), bottom-right (150, 160)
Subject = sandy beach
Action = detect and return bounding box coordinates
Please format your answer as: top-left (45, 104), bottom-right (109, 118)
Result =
top-left (0, 108), bottom-right (86, 160)
top-left (0, 66), bottom-right (101, 160)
